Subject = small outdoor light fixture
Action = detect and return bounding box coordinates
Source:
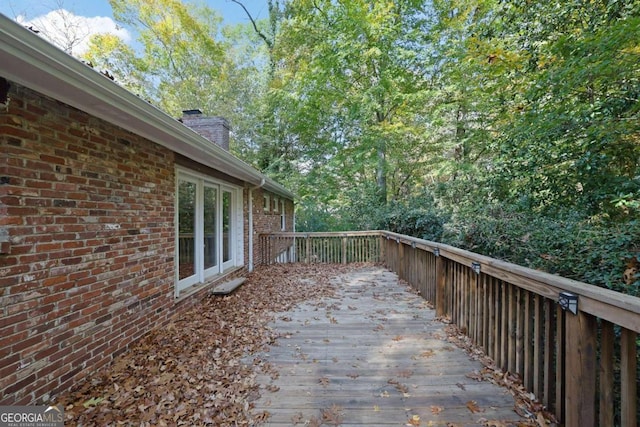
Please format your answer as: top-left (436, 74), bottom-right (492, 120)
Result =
top-left (558, 292), bottom-right (578, 315)
top-left (433, 248), bottom-right (440, 257)
top-left (471, 262), bottom-right (481, 275)
top-left (411, 241), bottom-right (416, 248)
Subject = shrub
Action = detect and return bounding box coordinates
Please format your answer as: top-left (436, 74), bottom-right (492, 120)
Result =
top-left (441, 205), bottom-right (639, 296)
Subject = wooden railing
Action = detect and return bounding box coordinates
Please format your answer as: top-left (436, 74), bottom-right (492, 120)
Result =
top-left (260, 231), bottom-right (382, 265)
top-left (261, 231), bottom-right (640, 427)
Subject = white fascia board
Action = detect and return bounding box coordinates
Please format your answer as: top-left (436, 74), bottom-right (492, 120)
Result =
top-left (0, 14), bottom-right (294, 200)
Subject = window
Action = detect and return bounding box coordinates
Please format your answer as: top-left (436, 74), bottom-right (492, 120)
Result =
top-left (263, 194), bottom-right (270, 212)
top-left (273, 197), bottom-right (279, 213)
top-left (176, 170), bottom-right (243, 296)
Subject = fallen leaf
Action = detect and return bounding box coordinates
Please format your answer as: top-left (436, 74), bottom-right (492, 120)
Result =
top-left (394, 382), bottom-right (409, 394)
top-left (466, 400), bottom-right (485, 413)
top-left (407, 414), bottom-right (421, 426)
top-left (82, 397), bottom-right (104, 408)
top-left (321, 404), bottom-right (344, 426)
top-left (308, 415), bottom-right (322, 427)
top-left (430, 405), bottom-right (444, 415)
top-left (397, 369), bottom-right (413, 378)
top-left (56, 264), bottom-right (362, 426)
top-left (466, 371), bottom-right (484, 381)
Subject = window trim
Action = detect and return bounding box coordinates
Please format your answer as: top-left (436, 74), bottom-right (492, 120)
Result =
top-left (263, 194), bottom-right (270, 212)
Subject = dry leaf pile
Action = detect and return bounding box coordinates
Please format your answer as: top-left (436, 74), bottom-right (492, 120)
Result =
top-left (443, 324), bottom-right (558, 426)
top-left (57, 264), bottom-right (363, 426)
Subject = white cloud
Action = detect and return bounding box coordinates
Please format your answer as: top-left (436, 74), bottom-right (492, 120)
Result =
top-left (17, 9), bottom-right (130, 56)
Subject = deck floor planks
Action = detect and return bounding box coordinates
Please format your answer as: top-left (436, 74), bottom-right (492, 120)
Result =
top-left (252, 266), bottom-right (527, 426)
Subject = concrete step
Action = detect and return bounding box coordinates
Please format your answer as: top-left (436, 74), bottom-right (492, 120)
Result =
top-left (211, 277), bottom-right (246, 295)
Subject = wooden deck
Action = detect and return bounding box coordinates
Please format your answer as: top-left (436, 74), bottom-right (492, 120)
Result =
top-left (252, 266), bottom-right (527, 426)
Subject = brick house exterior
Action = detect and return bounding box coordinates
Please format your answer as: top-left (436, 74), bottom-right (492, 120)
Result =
top-left (0, 16), bottom-right (294, 405)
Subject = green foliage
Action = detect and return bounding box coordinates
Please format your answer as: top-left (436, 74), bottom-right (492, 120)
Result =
top-left (482, 2), bottom-right (640, 216)
top-left (273, 0), bottom-right (435, 205)
top-left (442, 205), bottom-right (640, 295)
top-left (78, 0), bottom-right (640, 295)
top-left (294, 201), bottom-right (343, 233)
top-left (378, 196), bottom-right (448, 242)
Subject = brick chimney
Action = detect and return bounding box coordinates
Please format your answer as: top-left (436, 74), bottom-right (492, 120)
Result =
top-left (181, 109), bottom-right (230, 151)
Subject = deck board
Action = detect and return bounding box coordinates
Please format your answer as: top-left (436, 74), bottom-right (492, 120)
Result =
top-left (251, 266), bottom-right (527, 426)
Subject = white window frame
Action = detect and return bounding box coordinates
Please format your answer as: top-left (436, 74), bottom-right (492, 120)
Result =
top-left (175, 168), bottom-right (243, 296)
top-left (263, 194), bottom-right (270, 212)
top-left (273, 197), bottom-right (279, 213)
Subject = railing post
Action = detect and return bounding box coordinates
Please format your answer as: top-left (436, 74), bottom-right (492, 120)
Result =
top-left (342, 236), bottom-right (347, 264)
top-left (599, 320), bottom-right (614, 426)
top-left (621, 329), bottom-right (638, 427)
top-left (266, 235), bottom-right (271, 264)
top-left (397, 240), bottom-right (404, 279)
top-left (435, 252), bottom-right (446, 317)
top-left (564, 309), bottom-right (597, 427)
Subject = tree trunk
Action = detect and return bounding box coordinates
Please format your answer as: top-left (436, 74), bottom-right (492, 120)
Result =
top-left (376, 143), bottom-right (387, 205)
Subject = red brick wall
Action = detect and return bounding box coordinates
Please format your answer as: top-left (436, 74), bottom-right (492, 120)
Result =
top-left (0, 82), bottom-right (248, 404)
top-left (251, 189), bottom-right (294, 265)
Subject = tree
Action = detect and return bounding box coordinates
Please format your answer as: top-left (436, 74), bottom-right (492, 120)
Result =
top-left (83, 0), bottom-right (270, 160)
top-left (227, 0), bottom-right (301, 183)
top-left (272, 0), bottom-right (435, 212)
top-left (484, 1), bottom-right (640, 216)
top-left (9, 0), bottom-right (129, 57)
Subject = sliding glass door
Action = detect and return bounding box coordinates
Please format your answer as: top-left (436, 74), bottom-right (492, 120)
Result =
top-left (175, 171), bottom-right (241, 295)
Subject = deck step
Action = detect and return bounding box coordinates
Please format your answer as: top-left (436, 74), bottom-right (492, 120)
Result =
top-left (211, 278), bottom-right (246, 295)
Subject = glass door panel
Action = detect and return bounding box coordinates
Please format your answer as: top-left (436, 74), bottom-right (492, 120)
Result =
top-left (203, 186), bottom-right (218, 271)
top-left (222, 190), bottom-right (232, 265)
top-left (178, 180), bottom-right (196, 280)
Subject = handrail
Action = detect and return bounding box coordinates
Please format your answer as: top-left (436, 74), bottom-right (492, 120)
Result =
top-left (262, 230), bottom-right (640, 328)
top-left (380, 230), bottom-right (640, 332)
top-left (260, 230), bottom-right (639, 426)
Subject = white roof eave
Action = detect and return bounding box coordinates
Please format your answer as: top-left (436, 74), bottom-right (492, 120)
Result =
top-left (0, 14), bottom-right (294, 200)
